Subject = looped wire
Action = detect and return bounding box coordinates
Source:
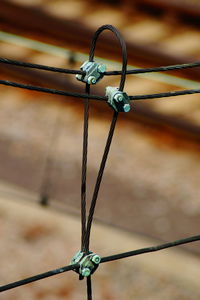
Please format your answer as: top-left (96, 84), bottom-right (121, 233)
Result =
top-left (89, 24), bottom-right (127, 92)
top-left (82, 26), bottom-right (128, 261)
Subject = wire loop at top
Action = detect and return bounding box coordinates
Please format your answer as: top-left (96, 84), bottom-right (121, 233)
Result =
top-left (89, 25), bottom-right (127, 91)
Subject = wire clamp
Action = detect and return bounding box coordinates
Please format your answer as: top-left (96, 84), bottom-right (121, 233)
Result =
top-left (71, 251), bottom-right (101, 277)
top-left (106, 86), bottom-right (131, 112)
top-left (76, 61), bottom-right (106, 84)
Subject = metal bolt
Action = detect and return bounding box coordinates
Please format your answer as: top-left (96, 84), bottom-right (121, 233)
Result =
top-left (114, 93), bottom-right (123, 102)
top-left (97, 64), bottom-right (106, 73)
top-left (81, 267), bottom-right (91, 277)
top-left (76, 74), bottom-right (82, 81)
top-left (123, 103), bottom-right (131, 112)
top-left (91, 255), bottom-right (101, 264)
top-left (87, 76), bottom-right (96, 84)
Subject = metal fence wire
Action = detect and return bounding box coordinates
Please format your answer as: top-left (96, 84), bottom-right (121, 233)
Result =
top-left (0, 25), bottom-right (200, 300)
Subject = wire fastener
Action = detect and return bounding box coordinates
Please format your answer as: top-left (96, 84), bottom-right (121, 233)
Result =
top-left (71, 251), bottom-right (101, 277)
top-left (106, 86), bottom-right (131, 112)
top-left (76, 61), bottom-right (106, 84)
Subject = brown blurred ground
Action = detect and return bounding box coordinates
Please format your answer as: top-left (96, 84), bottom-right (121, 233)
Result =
top-left (0, 87), bottom-right (199, 253)
top-left (0, 190), bottom-right (200, 300)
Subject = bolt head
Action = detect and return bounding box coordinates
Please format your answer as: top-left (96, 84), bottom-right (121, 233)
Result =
top-left (76, 74), bottom-right (82, 81)
top-left (87, 76), bottom-right (96, 84)
top-left (114, 93), bottom-right (123, 102)
top-left (91, 255), bottom-right (101, 264)
top-left (81, 267), bottom-right (91, 277)
top-left (97, 64), bottom-right (106, 73)
top-left (123, 103), bottom-right (131, 112)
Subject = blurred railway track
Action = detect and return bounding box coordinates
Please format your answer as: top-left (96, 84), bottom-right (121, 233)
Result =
top-left (0, 0), bottom-right (200, 148)
top-left (0, 0), bottom-right (200, 78)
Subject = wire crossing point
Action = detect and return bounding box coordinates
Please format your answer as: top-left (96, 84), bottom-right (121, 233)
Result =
top-left (106, 86), bottom-right (131, 112)
top-left (71, 251), bottom-right (101, 278)
top-left (76, 60), bottom-right (106, 84)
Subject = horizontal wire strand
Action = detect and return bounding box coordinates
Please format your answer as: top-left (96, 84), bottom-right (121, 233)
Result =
top-left (0, 80), bottom-right (105, 100)
top-left (1, 235), bottom-right (199, 292)
top-left (105, 61), bottom-right (200, 75)
top-left (101, 235), bottom-right (200, 263)
top-left (130, 89), bottom-right (200, 100)
top-left (0, 80), bottom-right (199, 101)
top-left (1, 57), bottom-right (200, 76)
top-left (0, 263), bottom-right (79, 292)
top-left (0, 57), bottom-right (83, 75)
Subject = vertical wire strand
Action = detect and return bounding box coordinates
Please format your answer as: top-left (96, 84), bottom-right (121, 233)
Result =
top-left (39, 108), bottom-right (60, 206)
top-left (87, 276), bottom-right (92, 300)
top-left (81, 83), bottom-right (90, 251)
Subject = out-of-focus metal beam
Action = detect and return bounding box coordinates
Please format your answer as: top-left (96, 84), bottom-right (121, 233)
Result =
top-left (0, 0), bottom-right (200, 80)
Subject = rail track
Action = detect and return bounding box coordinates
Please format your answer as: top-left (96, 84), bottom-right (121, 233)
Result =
top-left (0, 0), bottom-right (200, 146)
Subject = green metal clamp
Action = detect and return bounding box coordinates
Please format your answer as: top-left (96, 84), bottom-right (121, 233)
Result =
top-left (71, 251), bottom-right (101, 277)
top-left (76, 61), bottom-right (106, 85)
top-left (106, 86), bottom-right (131, 112)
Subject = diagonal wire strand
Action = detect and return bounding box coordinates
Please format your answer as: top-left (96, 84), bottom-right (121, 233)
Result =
top-left (84, 111), bottom-right (118, 253)
top-left (0, 263), bottom-right (79, 292)
top-left (101, 235), bottom-right (200, 263)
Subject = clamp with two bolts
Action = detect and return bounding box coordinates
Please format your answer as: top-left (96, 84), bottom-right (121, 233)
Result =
top-left (71, 251), bottom-right (101, 278)
top-left (76, 60), bottom-right (106, 85)
top-left (106, 86), bottom-right (131, 112)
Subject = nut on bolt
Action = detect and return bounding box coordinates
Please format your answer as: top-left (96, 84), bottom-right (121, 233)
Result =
top-left (91, 254), bottom-right (101, 264)
top-left (97, 64), bottom-right (106, 73)
top-left (75, 74), bottom-right (82, 81)
top-left (123, 103), bottom-right (130, 112)
top-left (87, 76), bottom-right (96, 84)
top-left (114, 93), bottom-right (123, 102)
top-left (81, 267), bottom-right (91, 277)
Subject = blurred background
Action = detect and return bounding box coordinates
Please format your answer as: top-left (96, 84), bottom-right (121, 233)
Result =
top-left (0, 0), bottom-right (200, 299)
